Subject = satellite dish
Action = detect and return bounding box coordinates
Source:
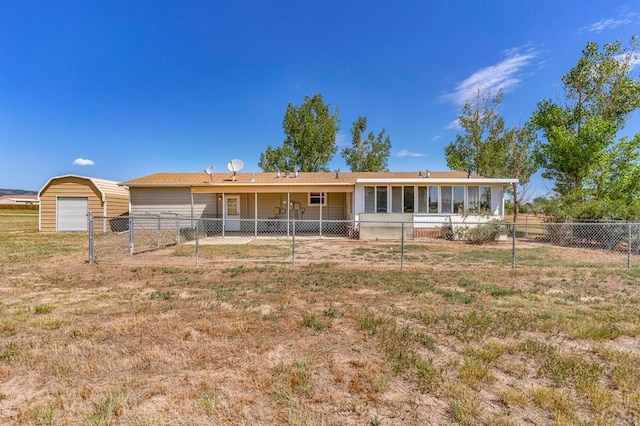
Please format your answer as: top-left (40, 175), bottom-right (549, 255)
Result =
top-left (204, 166), bottom-right (214, 182)
top-left (227, 159), bottom-right (244, 173)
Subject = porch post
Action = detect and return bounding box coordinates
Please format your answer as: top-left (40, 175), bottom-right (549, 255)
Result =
top-left (287, 192), bottom-right (290, 237)
top-left (254, 192), bottom-right (258, 237)
top-left (222, 193), bottom-right (225, 238)
top-left (319, 193), bottom-right (323, 237)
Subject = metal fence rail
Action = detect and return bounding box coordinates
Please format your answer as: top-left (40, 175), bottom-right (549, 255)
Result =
top-left (88, 213), bottom-right (640, 269)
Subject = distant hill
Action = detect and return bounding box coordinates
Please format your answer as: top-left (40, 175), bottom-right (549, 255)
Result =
top-left (0, 188), bottom-right (38, 196)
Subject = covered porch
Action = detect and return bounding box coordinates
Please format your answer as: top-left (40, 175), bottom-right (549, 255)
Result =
top-left (190, 185), bottom-right (353, 237)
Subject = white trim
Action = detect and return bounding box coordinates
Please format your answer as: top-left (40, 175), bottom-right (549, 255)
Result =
top-left (40, 174), bottom-right (128, 202)
top-left (356, 178), bottom-right (518, 184)
top-left (308, 192), bottom-right (326, 206)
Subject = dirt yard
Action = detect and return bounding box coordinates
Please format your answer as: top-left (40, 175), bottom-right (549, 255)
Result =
top-left (1, 213), bottom-right (640, 424)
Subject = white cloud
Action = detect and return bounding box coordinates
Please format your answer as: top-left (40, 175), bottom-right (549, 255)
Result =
top-left (581, 10), bottom-right (639, 33)
top-left (73, 158), bottom-right (95, 166)
top-left (395, 149), bottom-right (426, 158)
top-left (614, 52), bottom-right (640, 70)
top-left (441, 45), bottom-right (539, 107)
top-left (446, 119), bottom-right (461, 130)
top-left (587, 17), bottom-right (632, 32)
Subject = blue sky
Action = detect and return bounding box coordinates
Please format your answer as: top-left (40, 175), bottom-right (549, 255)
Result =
top-left (1, 1), bottom-right (639, 195)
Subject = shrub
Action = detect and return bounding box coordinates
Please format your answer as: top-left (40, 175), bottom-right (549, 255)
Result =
top-left (458, 221), bottom-right (507, 244)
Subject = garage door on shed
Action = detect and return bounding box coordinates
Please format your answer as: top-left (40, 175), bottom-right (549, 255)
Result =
top-left (57, 197), bottom-right (89, 231)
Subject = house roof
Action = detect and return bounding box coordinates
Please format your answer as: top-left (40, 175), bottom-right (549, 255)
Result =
top-left (121, 171), bottom-right (517, 187)
top-left (39, 174), bottom-right (129, 201)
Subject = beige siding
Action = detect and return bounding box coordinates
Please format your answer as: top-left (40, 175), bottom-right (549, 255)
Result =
top-left (130, 187), bottom-right (192, 216)
top-left (105, 195), bottom-right (129, 217)
top-left (39, 175), bottom-right (130, 232)
top-left (39, 177), bottom-right (103, 232)
top-left (298, 192), bottom-right (346, 220)
top-left (193, 193), bottom-right (217, 217)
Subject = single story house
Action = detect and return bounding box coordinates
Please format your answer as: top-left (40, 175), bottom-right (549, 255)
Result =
top-left (121, 171), bottom-right (517, 239)
top-left (39, 175), bottom-right (129, 232)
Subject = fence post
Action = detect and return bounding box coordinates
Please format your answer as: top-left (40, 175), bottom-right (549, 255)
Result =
top-left (512, 222), bottom-right (517, 269)
top-left (129, 215), bottom-right (134, 254)
top-left (400, 222), bottom-right (405, 270)
top-left (157, 215), bottom-right (161, 248)
top-left (628, 222), bottom-right (632, 269)
top-left (88, 212), bottom-right (94, 264)
top-left (195, 218), bottom-right (199, 266)
top-left (175, 214), bottom-right (180, 244)
top-left (292, 219), bottom-right (296, 266)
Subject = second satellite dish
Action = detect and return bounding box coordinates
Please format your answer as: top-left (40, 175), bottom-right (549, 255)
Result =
top-left (227, 159), bottom-right (244, 173)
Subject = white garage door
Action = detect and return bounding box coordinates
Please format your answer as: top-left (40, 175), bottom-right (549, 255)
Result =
top-left (57, 197), bottom-right (89, 231)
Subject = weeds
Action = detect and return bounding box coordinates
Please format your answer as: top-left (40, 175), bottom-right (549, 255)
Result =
top-left (34, 304), bottom-right (54, 314)
top-left (150, 290), bottom-right (173, 300)
top-left (301, 312), bottom-right (326, 333)
top-left (0, 343), bottom-right (21, 361)
top-left (2, 214), bottom-right (640, 424)
top-left (84, 386), bottom-right (130, 426)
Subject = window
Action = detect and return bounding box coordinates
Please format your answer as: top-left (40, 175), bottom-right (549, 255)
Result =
top-left (480, 186), bottom-right (491, 211)
top-left (308, 192), bottom-right (326, 206)
top-left (428, 186), bottom-right (438, 213)
top-left (468, 186), bottom-right (492, 213)
top-left (364, 186), bottom-right (388, 213)
top-left (417, 187), bottom-right (428, 213)
top-left (392, 186), bottom-right (415, 213)
top-left (418, 186), bottom-right (439, 213)
top-left (376, 186), bottom-right (387, 213)
top-left (404, 186), bottom-right (414, 213)
top-left (468, 186), bottom-right (479, 212)
top-left (441, 186), bottom-right (452, 213)
top-left (453, 186), bottom-right (464, 213)
top-left (364, 187), bottom-right (375, 213)
top-left (392, 187), bottom-right (402, 213)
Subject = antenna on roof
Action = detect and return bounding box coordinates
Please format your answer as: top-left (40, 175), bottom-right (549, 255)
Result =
top-left (227, 159), bottom-right (244, 181)
top-left (204, 166), bottom-right (214, 182)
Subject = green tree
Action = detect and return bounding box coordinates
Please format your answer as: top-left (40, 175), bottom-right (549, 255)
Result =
top-left (505, 122), bottom-right (539, 222)
top-left (532, 37), bottom-right (640, 199)
top-left (259, 94), bottom-right (340, 172)
top-left (444, 89), bottom-right (510, 177)
top-left (341, 116), bottom-right (391, 172)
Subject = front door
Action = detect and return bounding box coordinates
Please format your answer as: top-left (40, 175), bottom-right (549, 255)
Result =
top-left (225, 195), bottom-right (241, 231)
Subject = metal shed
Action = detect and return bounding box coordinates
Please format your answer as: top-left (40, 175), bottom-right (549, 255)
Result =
top-left (38, 175), bottom-right (129, 232)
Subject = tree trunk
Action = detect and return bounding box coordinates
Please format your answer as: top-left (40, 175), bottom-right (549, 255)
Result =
top-left (512, 182), bottom-right (519, 224)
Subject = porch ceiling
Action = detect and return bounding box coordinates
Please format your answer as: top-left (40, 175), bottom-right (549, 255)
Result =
top-left (191, 185), bottom-right (354, 194)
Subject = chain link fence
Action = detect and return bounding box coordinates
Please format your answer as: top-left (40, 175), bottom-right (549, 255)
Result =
top-left (88, 213), bottom-right (640, 269)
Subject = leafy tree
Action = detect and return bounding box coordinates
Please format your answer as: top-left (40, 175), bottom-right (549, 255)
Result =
top-left (505, 123), bottom-right (539, 222)
top-left (259, 94), bottom-right (340, 172)
top-left (533, 37), bottom-right (640, 199)
top-left (444, 89), bottom-right (510, 177)
top-left (341, 116), bottom-right (392, 172)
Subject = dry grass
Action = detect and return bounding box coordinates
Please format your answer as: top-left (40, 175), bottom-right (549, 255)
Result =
top-left (1, 215), bottom-right (640, 424)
